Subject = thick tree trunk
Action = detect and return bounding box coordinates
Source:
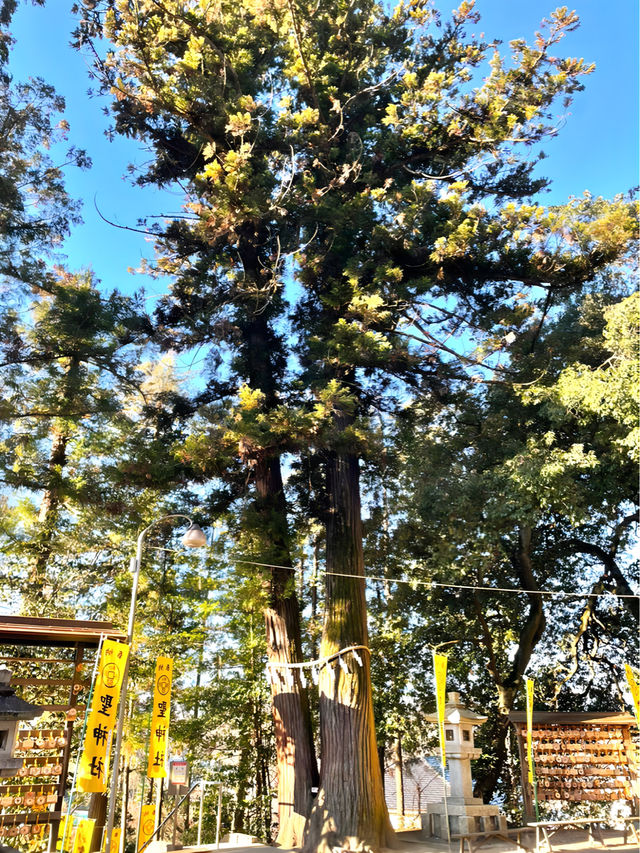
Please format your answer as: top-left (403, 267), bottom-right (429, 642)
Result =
top-left (255, 454), bottom-right (319, 847)
top-left (236, 295), bottom-right (319, 845)
top-left (304, 447), bottom-right (394, 853)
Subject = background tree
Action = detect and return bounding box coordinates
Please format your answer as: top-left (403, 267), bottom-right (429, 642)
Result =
top-left (386, 283), bottom-right (638, 805)
top-left (0, 0), bottom-right (89, 288)
top-left (0, 269), bottom-right (152, 612)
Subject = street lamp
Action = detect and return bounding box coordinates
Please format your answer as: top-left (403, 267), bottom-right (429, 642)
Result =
top-left (104, 515), bottom-right (207, 853)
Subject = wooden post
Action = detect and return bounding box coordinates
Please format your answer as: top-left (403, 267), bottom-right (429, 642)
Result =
top-left (514, 724), bottom-right (535, 823)
top-left (621, 725), bottom-right (639, 812)
top-left (89, 793), bottom-right (108, 852)
top-left (172, 794), bottom-right (178, 848)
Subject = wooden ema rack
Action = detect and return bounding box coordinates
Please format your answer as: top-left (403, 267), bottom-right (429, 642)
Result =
top-left (0, 616), bottom-right (125, 849)
top-left (510, 712), bottom-right (639, 818)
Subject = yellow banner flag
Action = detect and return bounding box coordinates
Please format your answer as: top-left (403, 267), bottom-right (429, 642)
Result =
top-left (71, 819), bottom-right (95, 853)
top-left (57, 816), bottom-right (74, 852)
top-left (138, 803), bottom-right (156, 853)
top-left (625, 664), bottom-right (640, 727)
top-left (525, 677), bottom-right (535, 784)
top-left (101, 826), bottom-right (121, 853)
top-left (433, 652), bottom-right (448, 766)
top-left (147, 656), bottom-right (173, 778)
top-left (78, 638), bottom-right (130, 792)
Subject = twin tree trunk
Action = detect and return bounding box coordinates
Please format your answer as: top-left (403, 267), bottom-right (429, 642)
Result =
top-left (245, 305), bottom-right (390, 849)
top-left (304, 446), bottom-right (394, 853)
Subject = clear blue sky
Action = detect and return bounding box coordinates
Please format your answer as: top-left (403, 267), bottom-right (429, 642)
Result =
top-left (9, 0), bottom-right (639, 298)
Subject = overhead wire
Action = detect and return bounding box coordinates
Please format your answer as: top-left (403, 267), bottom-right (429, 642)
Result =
top-left (6, 555), bottom-right (636, 602)
top-left (231, 558), bottom-right (639, 600)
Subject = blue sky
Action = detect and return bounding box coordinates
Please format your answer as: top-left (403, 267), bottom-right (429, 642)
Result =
top-left (8, 0), bottom-right (639, 299)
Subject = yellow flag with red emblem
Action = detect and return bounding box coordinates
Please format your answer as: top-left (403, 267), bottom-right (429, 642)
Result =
top-left (147, 657), bottom-right (173, 778)
top-left (138, 804), bottom-right (156, 853)
top-left (78, 639), bottom-right (129, 792)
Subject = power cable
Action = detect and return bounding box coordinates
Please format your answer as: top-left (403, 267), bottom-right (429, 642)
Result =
top-left (231, 558), bottom-right (639, 600)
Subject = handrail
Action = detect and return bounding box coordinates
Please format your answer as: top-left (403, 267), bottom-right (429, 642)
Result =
top-left (138, 781), bottom-right (200, 853)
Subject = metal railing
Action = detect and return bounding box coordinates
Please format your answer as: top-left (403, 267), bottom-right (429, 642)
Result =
top-left (139, 780), bottom-right (222, 853)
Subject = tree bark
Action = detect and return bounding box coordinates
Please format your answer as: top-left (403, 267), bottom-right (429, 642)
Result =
top-left (26, 356), bottom-right (80, 600)
top-left (237, 296), bottom-right (319, 845)
top-left (255, 453), bottom-right (319, 847)
top-left (304, 445), bottom-right (394, 853)
top-left (393, 735), bottom-right (404, 817)
top-left (560, 538), bottom-right (639, 619)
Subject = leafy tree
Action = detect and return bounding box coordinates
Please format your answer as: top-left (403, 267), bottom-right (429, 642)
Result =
top-left (0, 268), bottom-right (152, 612)
top-left (73, 0), bottom-right (637, 848)
top-left (388, 285), bottom-right (638, 805)
top-left (0, 0), bottom-right (89, 288)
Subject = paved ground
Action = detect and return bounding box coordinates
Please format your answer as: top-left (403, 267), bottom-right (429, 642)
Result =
top-left (180, 828), bottom-right (636, 853)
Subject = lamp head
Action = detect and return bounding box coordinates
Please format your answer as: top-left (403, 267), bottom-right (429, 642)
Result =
top-left (181, 523), bottom-right (208, 548)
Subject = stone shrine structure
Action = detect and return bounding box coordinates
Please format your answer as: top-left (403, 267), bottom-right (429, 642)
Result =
top-left (422, 691), bottom-right (507, 838)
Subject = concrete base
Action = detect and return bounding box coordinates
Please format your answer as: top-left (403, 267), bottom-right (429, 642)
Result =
top-left (422, 797), bottom-right (507, 839)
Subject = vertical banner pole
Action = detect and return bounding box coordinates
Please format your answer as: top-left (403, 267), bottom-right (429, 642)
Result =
top-left (154, 779), bottom-right (163, 837)
top-left (60, 634), bottom-right (106, 853)
top-left (525, 677), bottom-right (540, 821)
top-left (197, 783), bottom-right (204, 847)
top-left (433, 651), bottom-right (451, 846)
top-left (216, 784), bottom-right (222, 851)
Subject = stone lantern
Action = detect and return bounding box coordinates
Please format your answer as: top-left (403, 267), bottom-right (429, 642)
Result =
top-left (422, 691), bottom-right (507, 838)
top-left (0, 666), bottom-right (41, 777)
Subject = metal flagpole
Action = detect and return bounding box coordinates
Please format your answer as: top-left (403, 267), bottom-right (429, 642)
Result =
top-left (105, 515), bottom-right (206, 853)
top-left (439, 718), bottom-right (451, 848)
top-left (197, 783), bottom-right (204, 847)
top-left (216, 783), bottom-right (222, 850)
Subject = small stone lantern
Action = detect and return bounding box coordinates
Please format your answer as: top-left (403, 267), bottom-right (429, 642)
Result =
top-left (0, 666), bottom-right (41, 777)
top-left (422, 691), bottom-right (507, 838)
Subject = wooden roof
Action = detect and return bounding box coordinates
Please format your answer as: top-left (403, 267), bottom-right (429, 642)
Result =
top-left (0, 616), bottom-right (126, 648)
top-left (509, 711), bottom-right (636, 726)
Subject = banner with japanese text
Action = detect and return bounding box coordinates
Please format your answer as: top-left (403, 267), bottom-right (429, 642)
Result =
top-left (147, 656), bottom-right (173, 777)
top-left (625, 664), bottom-right (640, 727)
top-left (433, 652), bottom-right (448, 766)
top-left (78, 638), bottom-right (129, 792)
top-left (525, 677), bottom-right (535, 783)
top-left (71, 819), bottom-right (94, 853)
top-left (138, 804), bottom-right (156, 853)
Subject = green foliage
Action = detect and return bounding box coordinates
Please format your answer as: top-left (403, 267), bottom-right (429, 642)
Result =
top-left (0, 0), bottom-right (88, 287)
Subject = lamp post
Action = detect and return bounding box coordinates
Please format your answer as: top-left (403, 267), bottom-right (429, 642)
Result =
top-left (104, 515), bottom-right (207, 853)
